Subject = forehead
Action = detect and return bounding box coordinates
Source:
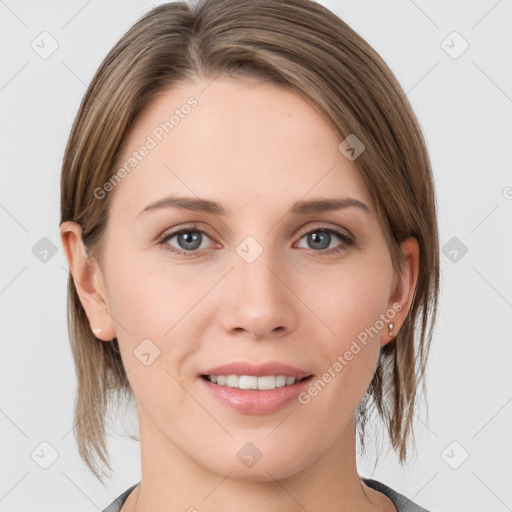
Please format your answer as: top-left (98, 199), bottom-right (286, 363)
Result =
top-left (109, 77), bottom-right (372, 218)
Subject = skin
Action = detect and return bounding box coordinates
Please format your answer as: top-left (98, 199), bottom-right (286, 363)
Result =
top-left (60, 77), bottom-right (419, 512)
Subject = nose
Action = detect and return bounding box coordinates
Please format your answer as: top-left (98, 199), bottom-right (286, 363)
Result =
top-left (218, 246), bottom-right (299, 340)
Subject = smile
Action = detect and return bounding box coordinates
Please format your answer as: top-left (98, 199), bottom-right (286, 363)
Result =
top-left (201, 374), bottom-right (310, 390)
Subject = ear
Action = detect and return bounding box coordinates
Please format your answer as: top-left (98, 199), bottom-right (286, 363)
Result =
top-left (59, 221), bottom-right (116, 342)
top-left (380, 236), bottom-right (420, 347)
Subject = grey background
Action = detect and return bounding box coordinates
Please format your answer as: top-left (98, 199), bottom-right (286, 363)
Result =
top-left (1, 0), bottom-right (511, 511)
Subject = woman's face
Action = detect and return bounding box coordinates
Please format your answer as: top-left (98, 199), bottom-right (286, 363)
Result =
top-left (68, 77), bottom-right (417, 480)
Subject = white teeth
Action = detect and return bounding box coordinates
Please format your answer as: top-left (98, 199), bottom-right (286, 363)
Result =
top-left (257, 376), bottom-right (277, 390)
top-left (205, 374), bottom-right (301, 390)
top-left (226, 375), bottom-right (239, 387)
top-left (275, 375), bottom-right (287, 387)
top-left (239, 375), bottom-right (258, 389)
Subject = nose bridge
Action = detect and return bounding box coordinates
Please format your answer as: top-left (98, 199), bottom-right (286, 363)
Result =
top-left (219, 233), bottom-right (297, 338)
top-left (234, 234), bottom-right (284, 303)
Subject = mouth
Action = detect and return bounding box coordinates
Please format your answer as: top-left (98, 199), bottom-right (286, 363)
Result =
top-left (199, 373), bottom-right (314, 415)
top-left (197, 361), bottom-right (315, 415)
top-left (200, 374), bottom-right (313, 390)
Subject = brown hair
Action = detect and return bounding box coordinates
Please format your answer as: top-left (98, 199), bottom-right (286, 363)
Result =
top-left (60, 0), bottom-right (440, 483)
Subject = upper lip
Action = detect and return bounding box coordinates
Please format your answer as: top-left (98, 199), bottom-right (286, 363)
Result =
top-left (200, 361), bottom-right (313, 379)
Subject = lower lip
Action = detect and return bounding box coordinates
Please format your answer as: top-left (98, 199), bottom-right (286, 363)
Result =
top-left (199, 375), bottom-right (314, 415)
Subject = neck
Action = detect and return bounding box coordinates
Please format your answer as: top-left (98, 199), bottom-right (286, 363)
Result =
top-left (127, 406), bottom-right (392, 512)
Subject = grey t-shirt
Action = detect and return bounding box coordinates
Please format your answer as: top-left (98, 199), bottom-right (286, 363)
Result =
top-left (101, 478), bottom-right (430, 512)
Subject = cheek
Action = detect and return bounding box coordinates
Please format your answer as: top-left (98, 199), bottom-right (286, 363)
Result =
top-left (105, 250), bottom-right (204, 339)
top-left (296, 283), bottom-right (387, 436)
top-left (295, 258), bottom-right (391, 408)
top-left (306, 257), bottom-right (392, 350)
top-left (104, 254), bottom-right (206, 394)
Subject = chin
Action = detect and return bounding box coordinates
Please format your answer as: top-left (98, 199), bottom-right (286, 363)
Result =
top-left (194, 437), bottom-right (313, 482)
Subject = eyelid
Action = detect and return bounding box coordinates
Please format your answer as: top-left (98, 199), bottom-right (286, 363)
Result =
top-left (158, 223), bottom-right (352, 243)
top-left (294, 225), bottom-right (356, 253)
top-left (158, 223), bottom-right (217, 245)
top-left (158, 221), bottom-right (356, 256)
top-left (296, 222), bottom-right (354, 241)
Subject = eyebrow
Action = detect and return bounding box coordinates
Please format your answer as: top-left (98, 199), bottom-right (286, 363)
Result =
top-left (137, 195), bottom-right (371, 218)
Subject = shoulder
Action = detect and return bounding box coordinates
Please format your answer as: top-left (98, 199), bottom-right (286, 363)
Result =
top-left (101, 482), bottom-right (140, 512)
top-left (362, 478), bottom-right (431, 512)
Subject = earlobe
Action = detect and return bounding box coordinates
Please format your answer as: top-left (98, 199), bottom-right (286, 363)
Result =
top-left (59, 221), bottom-right (116, 342)
top-left (381, 237), bottom-right (420, 347)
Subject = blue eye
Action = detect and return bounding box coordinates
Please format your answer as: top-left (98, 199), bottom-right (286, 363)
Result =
top-left (296, 227), bottom-right (355, 254)
top-left (159, 226), bottom-right (214, 257)
top-left (159, 224), bottom-right (355, 257)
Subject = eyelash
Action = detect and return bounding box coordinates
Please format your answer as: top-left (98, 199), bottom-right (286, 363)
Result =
top-left (158, 224), bottom-right (355, 258)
